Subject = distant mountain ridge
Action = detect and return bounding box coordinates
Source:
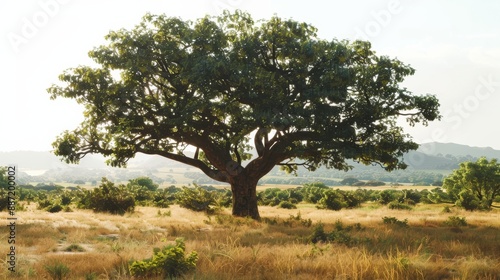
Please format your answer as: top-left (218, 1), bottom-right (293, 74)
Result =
top-left (1, 142), bottom-right (499, 172)
top-left (419, 142), bottom-right (500, 159)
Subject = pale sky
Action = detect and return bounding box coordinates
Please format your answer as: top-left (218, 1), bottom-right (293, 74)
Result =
top-left (1, 0), bottom-right (500, 152)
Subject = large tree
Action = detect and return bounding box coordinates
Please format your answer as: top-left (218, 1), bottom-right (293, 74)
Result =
top-left (48, 11), bottom-right (440, 219)
top-left (443, 157), bottom-right (500, 210)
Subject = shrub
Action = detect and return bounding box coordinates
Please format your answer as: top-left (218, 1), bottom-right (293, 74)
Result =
top-left (37, 199), bottom-right (53, 210)
top-left (309, 223), bottom-right (328, 243)
top-left (388, 201), bottom-right (413, 210)
top-left (378, 189), bottom-right (398, 205)
top-left (456, 190), bottom-right (481, 211)
top-left (317, 189), bottom-right (346, 211)
top-left (64, 244), bottom-right (85, 252)
top-left (85, 178), bottom-right (135, 215)
top-left (44, 261), bottom-right (70, 280)
top-left (129, 238), bottom-right (198, 279)
top-left (278, 201), bottom-right (297, 209)
top-left (442, 206), bottom-right (452, 213)
top-left (300, 182), bottom-right (329, 203)
top-left (382, 216), bottom-right (409, 228)
top-left (60, 192), bottom-right (73, 206)
top-left (308, 221), bottom-right (365, 245)
top-left (46, 204), bottom-right (63, 213)
top-left (444, 216), bottom-right (467, 227)
top-left (176, 185), bottom-right (218, 214)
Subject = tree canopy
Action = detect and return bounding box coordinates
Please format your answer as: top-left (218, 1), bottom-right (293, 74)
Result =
top-left (48, 11), bottom-right (440, 218)
top-left (443, 157), bottom-right (500, 210)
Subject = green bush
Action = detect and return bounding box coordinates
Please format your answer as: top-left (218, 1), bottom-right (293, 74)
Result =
top-left (278, 201), bottom-right (297, 209)
top-left (129, 238), bottom-right (198, 279)
top-left (46, 204), bottom-right (63, 213)
top-left (44, 261), bottom-right (70, 280)
top-left (456, 190), bottom-right (481, 211)
top-left (60, 192), bottom-right (73, 206)
top-left (176, 185), bottom-right (218, 214)
top-left (300, 182), bottom-right (329, 204)
top-left (308, 220), bottom-right (365, 245)
top-left (317, 189), bottom-right (346, 211)
top-left (388, 201), bottom-right (413, 210)
top-left (378, 189), bottom-right (398, 205)
top-left (308, 223), bottom-right (328, 243)
top-left (444, 216), bottom-right (467, 227)
top-left (382, 216), bottom-right (409, 228)
top-left (37, 198), bottom-right (53, 210)
top-left (84, 178), bottom-right (135, 215)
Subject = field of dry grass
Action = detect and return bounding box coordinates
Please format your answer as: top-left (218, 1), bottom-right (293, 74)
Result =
top-left (1, 202), bottom-right (499, 279)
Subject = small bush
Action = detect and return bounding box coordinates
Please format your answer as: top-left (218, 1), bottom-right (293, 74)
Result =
top-left (46, 204), bottom-right (63, 213)
top-left (382, 216), bottom-right (409, 228)
top-left (129, 238), bottom-right (198, 278)
top-left (444, 216), bottom-right (467, 227)
top-left (64, 244), bottom-right (85, 252)
top-left (442, 206), bottom-right (452, 213)
top-left (456, 190), bottom-right (481, 211)
top-left (44, 261), bottom-right (70, 280)
top-left (176, 185), bottom-right (218, 214)
top-left (317, 189), bottom-right (346, 211)
top-left (378, 189), bottom-right (398, 205)
top-left (60, 192), bottom-right (72, 206)
top-left (309, 223), bottom-right (328, 243)
top-left (278, 201), bottom-right (297, 209)
top-left (388, 201), bottom-right (413, 210)
top-left (87, 178), bottom-right (135, 215)
top-left (37, 199), bottom-right (53, 210)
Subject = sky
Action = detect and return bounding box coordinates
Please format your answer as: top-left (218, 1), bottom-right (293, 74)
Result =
top-left (1, 0), bottom-right (500, 153)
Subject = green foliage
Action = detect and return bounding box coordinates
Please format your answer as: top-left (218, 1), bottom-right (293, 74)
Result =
top-left (60, 192), bottom-right (73, 206)
top-left (129, 238), bottom-right (198, 279)
top-left (444, 216), bottom-right (467, 227)
top-left (308, 220), bottom-right (365, 245)
top-left (37, 199), bottom-right (53, 210)
top-left (427, 187), bottom-right (450, 203)
top-left (176, 185), bottom-right (221, 214)
top-left (0, 167), bottom-right (8, 189)
top-left (456, 190), bottom-right (481, 211)
top-left (80, 178), bottom-right (135, 215)
top-left (382, 216), bottom-right (409, 228)
top-left (443, 157), bottom-right (500, 210)
top-left (152, 186), bottom-right (180, 208)
top-left (44, 261), bottom-right (70, 280)
top-left (388, 201), bottom-right (413, 210)
top-left (64, 244), bottom-right (85, 252)
top-left (46, 204), bottom-right (63, 213)
top-left (378, 189), bottom-right (398, 205)
top-left (278, 200), bottom-right (297, 209)
top-left (309, 223), bottom-right (328, 243)
top-left (0, 189), bottom-right (10, 211)
top-left (317, 189), bottom-right (346, 211)
top-left (128, 176), bottom-right (159, 191)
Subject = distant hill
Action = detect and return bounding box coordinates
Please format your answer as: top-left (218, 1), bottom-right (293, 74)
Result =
top-left (419, 142), bottom-right (500, 159)
top-left (0, 151), bottom-right (182, 172)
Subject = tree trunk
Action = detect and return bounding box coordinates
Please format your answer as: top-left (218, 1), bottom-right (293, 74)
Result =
top-left (230, 177), bottom-right (260, 220)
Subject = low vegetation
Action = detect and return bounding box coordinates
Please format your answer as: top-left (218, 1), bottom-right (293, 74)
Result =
top-left (1, 181), bottom-right (500, 279)
top-left (1, 172), bottom-right (499, 279)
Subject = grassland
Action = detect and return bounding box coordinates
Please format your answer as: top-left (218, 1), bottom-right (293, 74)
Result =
top-left (1, 201), bottom-right (499, 279)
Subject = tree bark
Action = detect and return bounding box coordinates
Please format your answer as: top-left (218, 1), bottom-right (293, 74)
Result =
top-left (230, 176), bottom-right (260, 220)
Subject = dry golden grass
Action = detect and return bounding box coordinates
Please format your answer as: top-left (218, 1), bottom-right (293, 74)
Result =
top-left (1, 203), bottom-right (499, 279)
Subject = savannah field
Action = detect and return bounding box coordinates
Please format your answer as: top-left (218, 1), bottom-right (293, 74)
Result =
top-left (1, 190), bottom-right (499, 280)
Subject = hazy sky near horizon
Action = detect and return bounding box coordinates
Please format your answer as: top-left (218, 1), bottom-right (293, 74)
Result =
top-left (1, 0), bottom-right (500, 153)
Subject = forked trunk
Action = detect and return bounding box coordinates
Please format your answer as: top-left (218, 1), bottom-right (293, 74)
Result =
top-left (230, 177), bottom-right (260, 220)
